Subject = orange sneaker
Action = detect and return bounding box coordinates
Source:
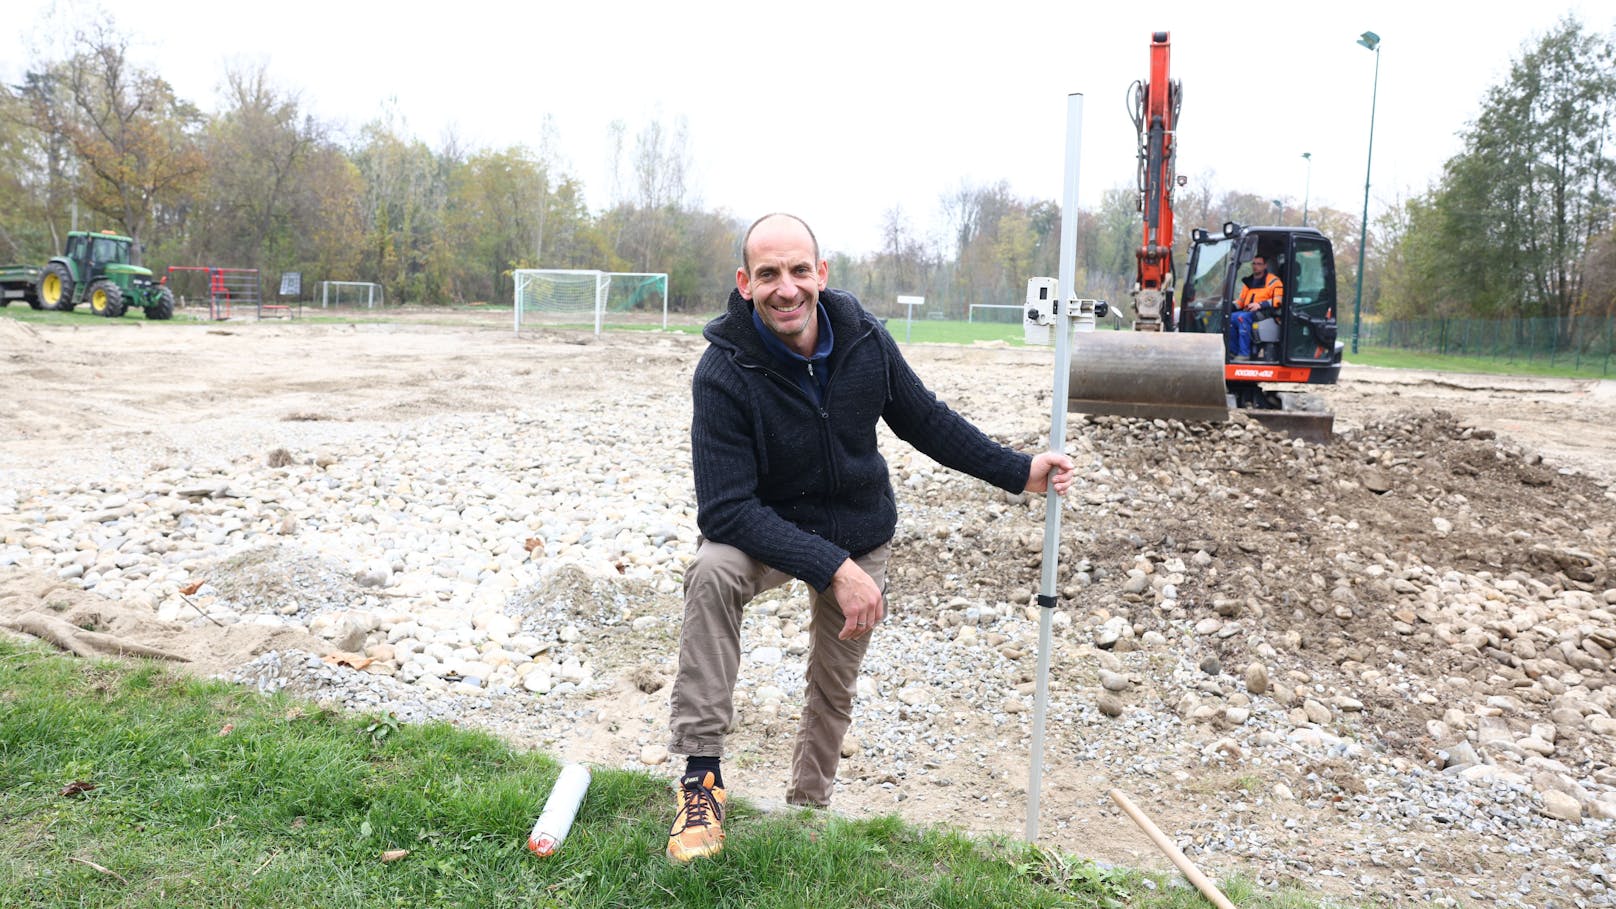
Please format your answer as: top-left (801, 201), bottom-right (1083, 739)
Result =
top-left (666, 771), bottom-right (726, 862)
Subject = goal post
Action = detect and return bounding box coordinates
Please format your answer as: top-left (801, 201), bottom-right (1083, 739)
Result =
top-left (512, 269), bottom-right (669, 335)
top-left (968, 303), bottom-right (1025, 323)
top-left (318, 281), bottom-right (384, 309)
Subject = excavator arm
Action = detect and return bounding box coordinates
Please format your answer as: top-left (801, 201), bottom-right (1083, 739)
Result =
top-left (1064, 31), bottom-right (1226, 423)
top-left (1131, 31), bottom-right (1181, 331)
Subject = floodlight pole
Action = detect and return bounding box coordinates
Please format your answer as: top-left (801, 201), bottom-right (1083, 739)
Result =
top-left (1027, 91), bottom-right (1082, 843)
top-left (1351, 31), bottom-right (1381, 355)
top-left (1301, 152), bottom-right (1313, 226)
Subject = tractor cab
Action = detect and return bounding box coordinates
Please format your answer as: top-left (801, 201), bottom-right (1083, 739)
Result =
top-left (64, 231), bottom-right (138, 284)
top-left (1179, 222), bottom-right (1343, 371)
top-left (90, 232), bottom-right (132, 268)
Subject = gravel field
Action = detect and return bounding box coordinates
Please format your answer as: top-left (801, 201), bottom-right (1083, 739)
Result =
top-left (2, 313), bottom-right (1614, 906)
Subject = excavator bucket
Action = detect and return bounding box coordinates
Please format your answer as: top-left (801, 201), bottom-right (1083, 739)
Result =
top-left (1067, 331), bottom-right (1229, 423)
top-left (1245, 409), bottom-right (1334, 444)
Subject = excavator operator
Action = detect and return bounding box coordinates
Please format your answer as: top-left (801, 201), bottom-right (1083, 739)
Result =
top-left (1227, 254), bottom-right (1283, 360)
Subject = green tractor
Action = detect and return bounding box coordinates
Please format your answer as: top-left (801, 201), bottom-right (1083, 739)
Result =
top-left (2, 230), bottom-right (175, 319)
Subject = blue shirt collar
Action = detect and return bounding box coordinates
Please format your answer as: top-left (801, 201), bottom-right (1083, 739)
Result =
top-left (751, 300), bottom-right (833, 365)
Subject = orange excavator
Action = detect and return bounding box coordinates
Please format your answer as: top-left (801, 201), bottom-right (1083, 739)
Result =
top-left (1065, 32), bottom-right (1344, 439)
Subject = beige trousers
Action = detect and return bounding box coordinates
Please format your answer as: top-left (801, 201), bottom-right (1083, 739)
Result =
top-left (667, 539), bottom-right (890, 807)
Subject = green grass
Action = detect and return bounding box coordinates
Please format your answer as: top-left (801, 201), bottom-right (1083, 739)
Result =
top-left (1345, 346), bottom-right (1614, 379)
top-left (0, 640), bottom-right (1336, 908)
top-left (539, 320), bottom-right (705, 335)
top-left (0, 305), bottom-right (155, 326)
top-left (625, 315), bottom-right (1031, 345)
top-left (883, 317), bottom-right (1028, 346)
top-left (0, 303), bottom-right (508, 329)
top-left (512, 316), bottom-right (1032, 344)
top-left (890, 319), bottom-right (1616, 378)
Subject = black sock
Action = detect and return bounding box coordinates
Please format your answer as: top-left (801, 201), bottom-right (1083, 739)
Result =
top-left (685, 756), bottom-right (722, 788)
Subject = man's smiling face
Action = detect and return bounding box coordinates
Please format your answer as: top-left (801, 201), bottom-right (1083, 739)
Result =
top-left (737, 215), bottom-right (828, 357)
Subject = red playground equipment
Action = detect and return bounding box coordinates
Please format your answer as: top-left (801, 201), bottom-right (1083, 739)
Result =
top-left (165, 266), bottom-right (264, 320)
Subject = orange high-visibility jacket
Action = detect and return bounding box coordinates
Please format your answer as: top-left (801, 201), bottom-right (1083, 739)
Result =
top-left (1238, 272), bottom-right (1284, 311)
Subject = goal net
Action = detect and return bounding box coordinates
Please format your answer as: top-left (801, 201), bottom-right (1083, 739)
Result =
top-left (318, 281), bottom-right (384, 309)
top-left (512, 269), bottom-right (668, 334)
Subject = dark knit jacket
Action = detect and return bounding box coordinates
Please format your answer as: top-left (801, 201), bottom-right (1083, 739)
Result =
top-left (692, 287), bottom-right (1032, 592)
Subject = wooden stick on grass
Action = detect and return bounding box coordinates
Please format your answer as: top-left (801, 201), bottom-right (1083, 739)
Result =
top-left (68, 856), bottom-right (129, 885)
top-left (252, 850), bottom-right (279, 876)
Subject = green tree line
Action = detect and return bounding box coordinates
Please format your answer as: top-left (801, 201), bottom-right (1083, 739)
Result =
top-left (0, 21), bottom-right (1353, 319)
top-left (4, 17), bottom-right (1609, 328)
top-left (0, 26), bottom-right (746, 311)
top-left (1374, 15), bottom-right (1616, 345)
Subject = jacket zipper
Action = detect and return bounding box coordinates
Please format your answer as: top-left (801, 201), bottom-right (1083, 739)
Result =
top-left (731, 320), bottom-right (877, 544)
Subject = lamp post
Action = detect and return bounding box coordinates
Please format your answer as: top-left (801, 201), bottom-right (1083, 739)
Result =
top-left (1301, 152), bottom-right (1312, 226)
top-left (1351, 31), bottom-right (1380, 356)
top-left (1271, 199), bottom-right (1283, 224)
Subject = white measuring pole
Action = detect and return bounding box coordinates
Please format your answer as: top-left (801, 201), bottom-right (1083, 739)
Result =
top-left (1027, 91), bottom-right (1083, 843)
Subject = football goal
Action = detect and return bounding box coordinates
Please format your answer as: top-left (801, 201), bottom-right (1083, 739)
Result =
top-left (512, 269), bottom-right (669, 335)
top-left (319, 281), bottom-right (384, 309)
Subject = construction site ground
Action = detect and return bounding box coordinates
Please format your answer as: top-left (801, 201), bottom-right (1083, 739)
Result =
top-left (1, 312), bottom-right (1613, 907)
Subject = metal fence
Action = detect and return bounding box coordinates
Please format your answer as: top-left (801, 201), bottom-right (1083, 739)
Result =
top-left (1351, 314), bottom-right (1616, 375)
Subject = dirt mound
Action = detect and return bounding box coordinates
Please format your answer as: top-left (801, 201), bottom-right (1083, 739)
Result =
top-left (202, 544), bottom-right (372, 621)
top-left (0, 317), bottom-right (44, 345)
top-left (894, 406), bottom-right (1614, 765)
top-left (0, 568), bottom-right (330, 676)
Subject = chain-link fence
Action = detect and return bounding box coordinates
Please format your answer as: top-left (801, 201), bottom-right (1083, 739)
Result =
top-left (1348, 315), bottom-right (1616, 375)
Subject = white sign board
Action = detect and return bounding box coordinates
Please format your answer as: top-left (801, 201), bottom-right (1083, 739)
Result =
top-left (896, 295), bottom-right (925, 342)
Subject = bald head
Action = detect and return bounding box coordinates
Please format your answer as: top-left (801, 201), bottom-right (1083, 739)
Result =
top-left (736, 212), bottom-right (828, 357)
top-left (742, 213), bottom-right (819, 272)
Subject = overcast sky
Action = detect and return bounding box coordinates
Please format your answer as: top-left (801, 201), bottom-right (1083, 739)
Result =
top-left (10, 0), bottom-right (1611, 259)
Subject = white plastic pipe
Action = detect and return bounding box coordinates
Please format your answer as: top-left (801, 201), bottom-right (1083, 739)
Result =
top-left (526, 763), bottom-right (591, 856)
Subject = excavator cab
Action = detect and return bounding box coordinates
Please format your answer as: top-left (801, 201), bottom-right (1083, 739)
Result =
top-left (1179, 222), bottom-right (1343, 373)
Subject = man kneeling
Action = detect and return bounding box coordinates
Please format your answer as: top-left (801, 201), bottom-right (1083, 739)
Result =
top-left (665, 213), bottom-right (1074, 861)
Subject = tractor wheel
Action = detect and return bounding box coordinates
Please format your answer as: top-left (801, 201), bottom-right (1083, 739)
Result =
top-left (145, 286), bottom-right (174, 320)
top-left (89, 280), bottom-right (126, 318)
top-left (39, 262), bottom-right (75, 311)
